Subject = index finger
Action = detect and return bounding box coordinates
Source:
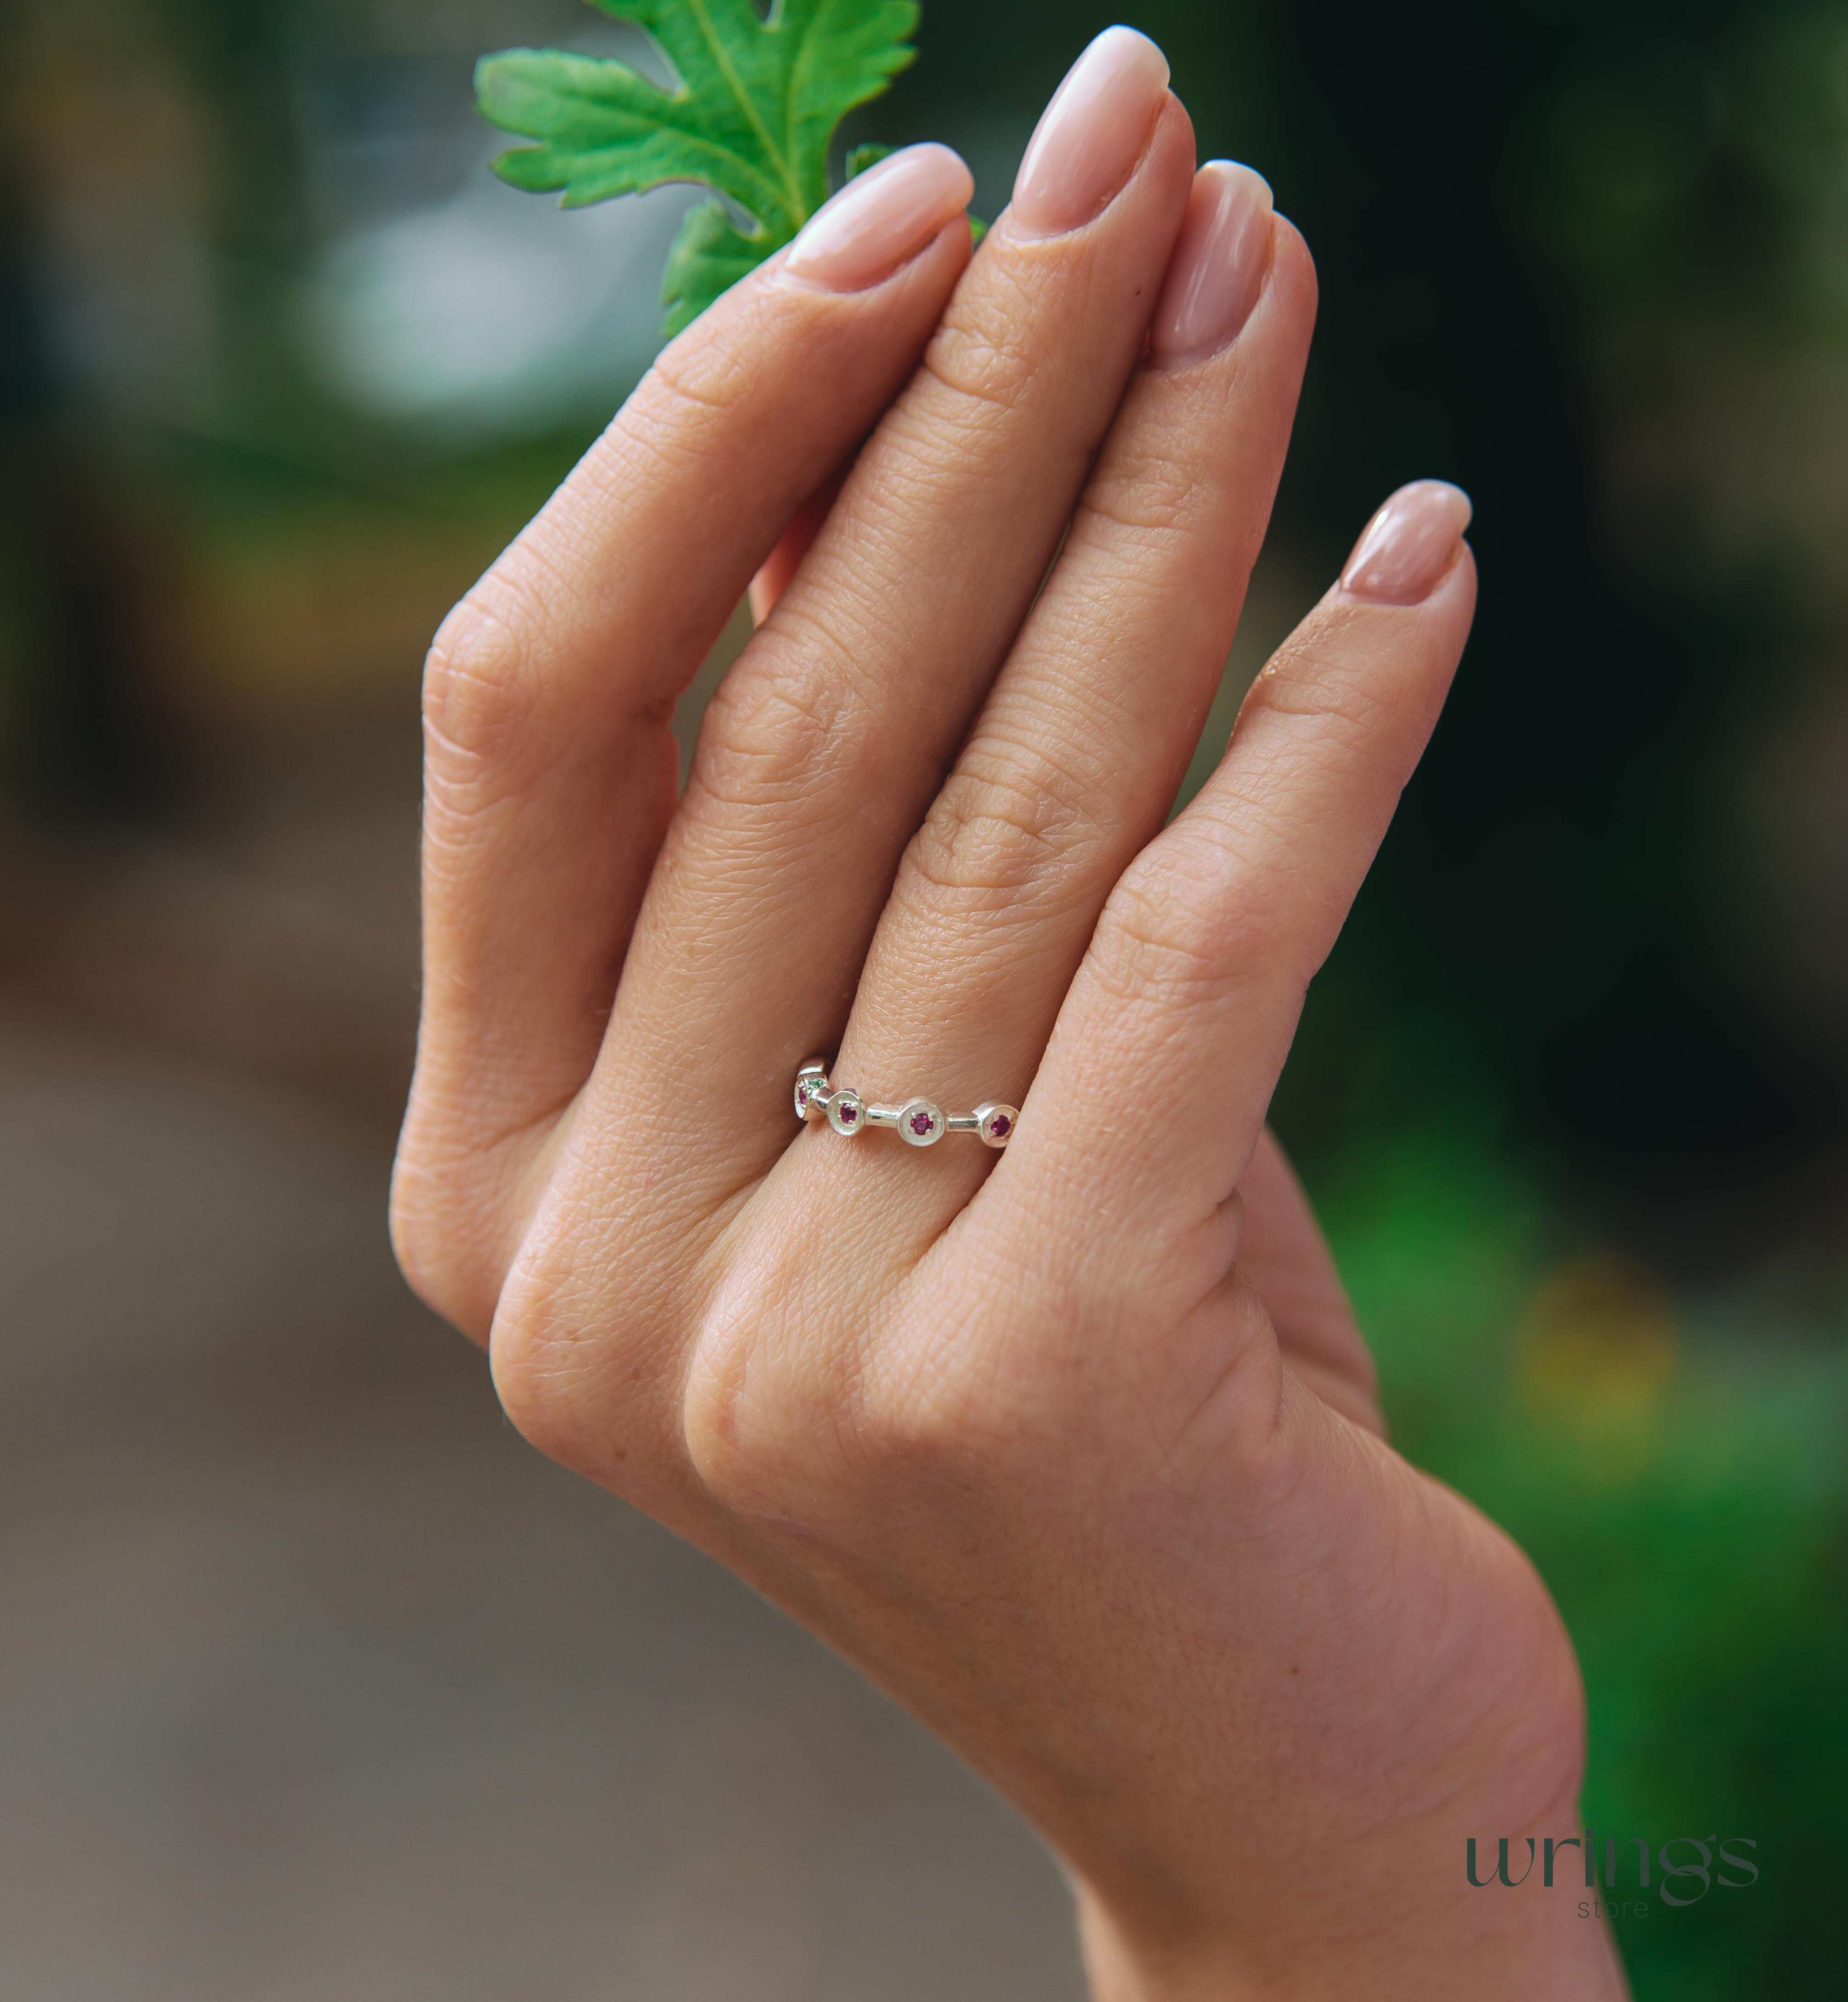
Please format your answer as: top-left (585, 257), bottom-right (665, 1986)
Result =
top-left (396, 146), bottom-right (976, 1336)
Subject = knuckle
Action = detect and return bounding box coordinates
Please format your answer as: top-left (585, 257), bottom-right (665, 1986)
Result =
top-left (387, 1140), bottom-right (501, 1345)
top-left (1075, 443), bottom-right (1210, 548)
top-left (1242, 622), bottom-right (1393, 749)
top-left (632, 268), bottom-right (820, 429)
top-left (610, 339), bottom-right (756, 484)
top-left (387, 1166), bottom-right (450, 1315)
top-left (680, 1255), bottom-right (1002, 1532)
top-left (421, 580), bottom-right (543, 782)
top-left (679, 1343), bottom-right (799, 1521)
top-left (917, 272), bottom-right (1045, 424)
top-left (904, 752), bottom-right (1091, 906)
top-left (644, 332), bottom-right (752, 422)
top-left (689, 626), bottom-right (874, 815)
top-left (849, 1338), bottom-right (1002, 1477)
top-left (1155, 1277), bottom-right (1293, 1497)
top-left (486, 1230), bottom-right (634, 1484)
top-left (1091, 851), bottom-right (1273, 1008)
top-left (489, 1307), bottom-right (589, 1476)
top-left (680, 1256), bottom-right (848, 1524)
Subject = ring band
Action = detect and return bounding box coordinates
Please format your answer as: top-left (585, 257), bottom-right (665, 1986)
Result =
top-left (794, 1061), bottom-right (1016, 1149)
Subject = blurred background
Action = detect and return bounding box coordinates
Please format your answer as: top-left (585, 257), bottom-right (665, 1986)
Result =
top-left (1, 0), bottom-right (1843, 1996)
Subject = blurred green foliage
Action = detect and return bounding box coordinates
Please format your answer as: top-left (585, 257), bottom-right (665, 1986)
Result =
top-left (1333, 1125), bottom-right (1847, 1997)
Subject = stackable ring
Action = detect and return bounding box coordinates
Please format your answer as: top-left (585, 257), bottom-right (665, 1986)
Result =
top-left (794, 1061), bottom-right (1016, 1150)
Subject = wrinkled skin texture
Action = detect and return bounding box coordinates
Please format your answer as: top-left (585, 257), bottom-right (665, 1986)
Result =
top-left (392, 77), bottom-right (1627, 2002)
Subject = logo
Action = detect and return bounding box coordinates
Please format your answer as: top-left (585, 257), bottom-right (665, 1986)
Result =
top-left (1466, 1834), bottom-right (1759, 1917)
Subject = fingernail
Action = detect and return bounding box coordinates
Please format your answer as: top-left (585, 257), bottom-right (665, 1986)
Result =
top-left (783, 143), bottom-right (975, 291)
top-left (1340, 481), bottom-right (1474, 604)
top-left (1150, 160), bottom-right (1275, 361)
top-left (1011, 25), bottom-right (1171, 238)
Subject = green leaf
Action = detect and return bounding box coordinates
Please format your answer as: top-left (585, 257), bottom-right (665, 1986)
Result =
top-left (843, 140), bottom-right (893, 179)
top-left (478, 0), bottom-right (921, 333)
top-left (660, 198), bottom-right (766, 336)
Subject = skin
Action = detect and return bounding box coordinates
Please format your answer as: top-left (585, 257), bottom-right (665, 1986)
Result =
top-left (391, 67), bottom-right (1630, 2002)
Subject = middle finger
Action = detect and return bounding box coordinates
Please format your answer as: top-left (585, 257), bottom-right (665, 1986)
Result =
top-left (597, 29), bottom-right (1195, 1198)
top-left (833, 165), bottom-right (1316, 1228)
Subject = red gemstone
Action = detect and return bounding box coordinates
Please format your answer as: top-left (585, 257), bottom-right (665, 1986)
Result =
top-left (909, 1110), bottom-right (933, 1136)
top-left (991, 1114), bottom-right (1011, 1137)
top-left (839, 1103), bottom-right (857, 1124)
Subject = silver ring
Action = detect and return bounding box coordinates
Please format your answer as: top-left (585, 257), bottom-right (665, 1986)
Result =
top-left (794, 1061), bottom-right (1016, 1150)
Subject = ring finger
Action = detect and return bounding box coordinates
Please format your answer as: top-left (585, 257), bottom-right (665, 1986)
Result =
top-left (823, 164), bottom-right (1317, 1245)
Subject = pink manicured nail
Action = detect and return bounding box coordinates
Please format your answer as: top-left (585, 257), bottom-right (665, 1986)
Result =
top-left (783, 143), bottom-right (975, 291)
top-left (1340, 481), bottom-right (1474, 604)
top-left (1011, 26), bottom-right (1171, 237)
top-left (1150, 160), bottom-right (1275, 361)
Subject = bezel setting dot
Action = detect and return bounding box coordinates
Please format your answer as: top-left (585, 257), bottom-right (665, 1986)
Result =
top-left (898, 1098), bottom-right (945, 1146)
top-left (976, 1103), bottom-right (1018, 1149)
top-left (794, 1062), bottom-right (828, 1120)
top-left (827, 1089), bottom-right (866, 1136)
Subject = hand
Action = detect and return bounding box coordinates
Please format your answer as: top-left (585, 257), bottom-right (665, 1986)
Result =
top-left (392, 28), bottom-right (1625, 1999)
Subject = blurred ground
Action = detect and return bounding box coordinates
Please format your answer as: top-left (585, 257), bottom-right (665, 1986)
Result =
top-left (0, 676), bottom-right (1086, 2002)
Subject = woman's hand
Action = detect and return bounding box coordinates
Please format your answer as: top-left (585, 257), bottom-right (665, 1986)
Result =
top-left (392, 28), bottom-right (1625, 1999)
